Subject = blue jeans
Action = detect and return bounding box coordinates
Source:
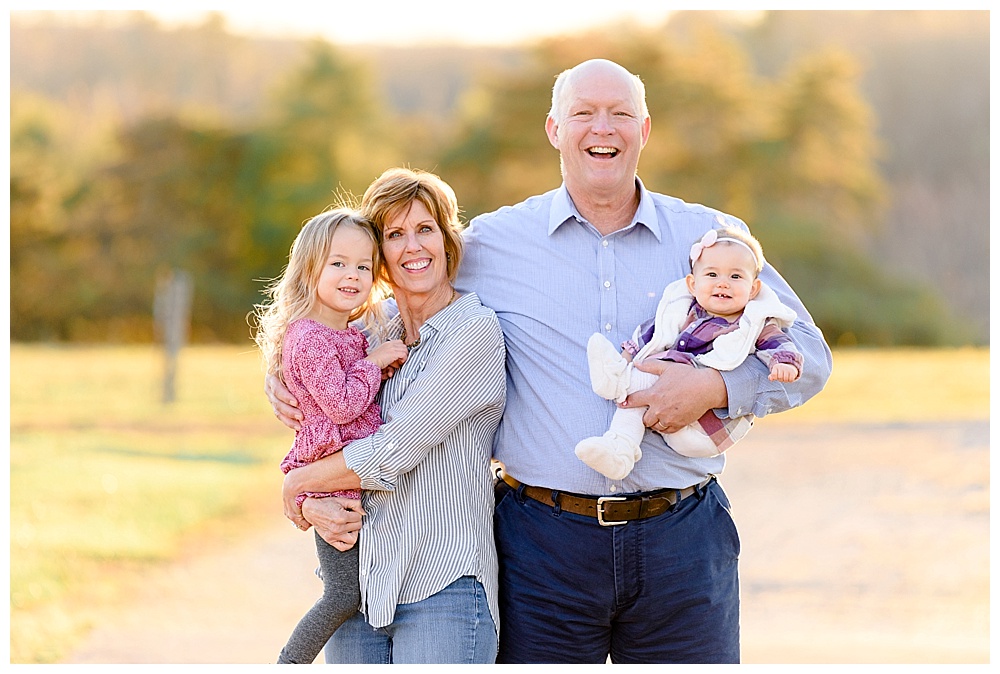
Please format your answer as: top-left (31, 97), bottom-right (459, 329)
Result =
top-left (324, 575), bottom-right (497, 664)
top-left (494, 478), bottom-right (740, 663)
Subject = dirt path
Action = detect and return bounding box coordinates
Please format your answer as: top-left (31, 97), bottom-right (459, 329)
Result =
top-left (63, 420), bottom-right (989, 664)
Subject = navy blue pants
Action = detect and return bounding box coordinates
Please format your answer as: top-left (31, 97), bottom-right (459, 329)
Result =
top-left (494, 478), bottom-right (741, 663)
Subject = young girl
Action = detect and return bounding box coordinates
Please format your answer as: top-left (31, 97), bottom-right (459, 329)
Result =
top-left (253, 207), bottom-right (408, 664)
top-left (576, 226), bottom-right (804, 480)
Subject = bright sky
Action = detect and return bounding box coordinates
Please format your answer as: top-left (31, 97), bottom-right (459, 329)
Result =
top-left (162, 2), bottom-right (686, 45)
top-left (9, 2), bottom-right (764, 47)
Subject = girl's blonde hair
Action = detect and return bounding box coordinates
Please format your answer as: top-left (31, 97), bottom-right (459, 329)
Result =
top-left (360, 167), bottom-right (465, 284)
top-left (252, 207), bottom-right (389, 379)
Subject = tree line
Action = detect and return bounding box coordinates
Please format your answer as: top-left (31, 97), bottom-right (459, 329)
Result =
top-left (10, 10), bottom-right (988, 346)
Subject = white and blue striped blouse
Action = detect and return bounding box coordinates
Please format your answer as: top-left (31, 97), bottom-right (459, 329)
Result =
top-left (342, 291), bottom-right (506, 631)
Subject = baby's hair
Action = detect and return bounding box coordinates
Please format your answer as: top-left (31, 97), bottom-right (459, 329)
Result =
top-left (691, 225), bottom-right (765, 277)
top-left (252, 207), bottom-right (390, 379)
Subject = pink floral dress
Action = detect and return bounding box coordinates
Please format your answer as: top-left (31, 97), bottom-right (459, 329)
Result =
top-left (279, 319), bottom-right (383, 504)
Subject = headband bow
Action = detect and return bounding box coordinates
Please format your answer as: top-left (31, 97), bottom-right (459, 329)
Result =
top-left (689, 229), bottom-right (719, 264)
top-left (690, 228), bottom-right (760, 268)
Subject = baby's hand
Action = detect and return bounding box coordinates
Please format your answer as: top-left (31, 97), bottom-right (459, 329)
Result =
top-left (768, 362), bottom-right (800, 383)
top-left (366, 340), bottom-right (409, 375)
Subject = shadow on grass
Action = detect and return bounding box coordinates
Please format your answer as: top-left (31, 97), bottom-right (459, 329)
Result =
top-left (93, 446), bottom-right (267, 465)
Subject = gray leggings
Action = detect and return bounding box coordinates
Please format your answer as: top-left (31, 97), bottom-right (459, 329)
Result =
top-left (277, 530), bottom-right (360, 664)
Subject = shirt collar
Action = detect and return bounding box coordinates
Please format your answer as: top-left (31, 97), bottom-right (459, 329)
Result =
top-left (389, 291), bottom-right (478, 341)
top-left (548, 177), bottom-right (661, 241)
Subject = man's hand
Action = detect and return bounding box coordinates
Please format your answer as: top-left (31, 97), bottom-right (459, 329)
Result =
top-left (624, 360), bottom-right (728, 433)
top-left (302, 497), bottom-right (365, 551)
top-left (265, 373), bottom-right (302, 431)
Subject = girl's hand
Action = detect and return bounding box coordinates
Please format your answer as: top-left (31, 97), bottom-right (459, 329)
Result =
top-left (365, 340), bottom-right (409, 372)
top-left (768, 362), bottom-right (800, 383)
top-left (265, 374), bottom-right (302, 431)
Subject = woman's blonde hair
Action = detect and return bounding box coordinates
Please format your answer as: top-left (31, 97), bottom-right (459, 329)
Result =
top-left (360, 167), bottom-right (465, 285)
top-left (252, 207), bottom-right (389, 378)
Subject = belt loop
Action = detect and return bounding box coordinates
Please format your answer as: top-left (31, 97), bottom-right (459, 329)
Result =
top-left (693, 481), bottom-right (704, 500)
top-left (671, 489), bottom-right (683, 511)
top-left (550, 490), bottom-right (562, 516)
top-left (515, 483), bottom-right (527, 504)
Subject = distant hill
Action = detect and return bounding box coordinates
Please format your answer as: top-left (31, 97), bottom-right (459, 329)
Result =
top-left (9, 12), bottom-right (524, 124)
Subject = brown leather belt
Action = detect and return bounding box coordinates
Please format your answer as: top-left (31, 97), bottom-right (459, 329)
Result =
top-left (498, 470), bottom-right (715, 526)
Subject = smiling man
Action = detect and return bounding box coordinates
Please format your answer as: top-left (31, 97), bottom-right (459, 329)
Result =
top-left (455, 59), bottom-right (832, 663)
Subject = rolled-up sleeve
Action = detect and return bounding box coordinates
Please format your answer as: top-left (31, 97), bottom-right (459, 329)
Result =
top-left (343, 313), bottom-right (506, 491)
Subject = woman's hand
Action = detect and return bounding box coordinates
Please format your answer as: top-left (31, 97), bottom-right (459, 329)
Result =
top-left (302, 497), bottom-right (365, 551)
top-left (265, 373), bottom-right (302, 431)
top-left (283, 453), bottom-right (363, 530)
top-left (282, 470), bottom-right (310, 531)
top-left (624, 360), bottom-right (727, 433)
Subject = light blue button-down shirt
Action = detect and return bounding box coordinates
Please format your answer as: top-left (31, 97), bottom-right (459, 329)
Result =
top-left (456, 178), bottom-right (832, 495)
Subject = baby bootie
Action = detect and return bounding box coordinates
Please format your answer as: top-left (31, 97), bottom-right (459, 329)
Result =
top-left (574, 432), bottom-right (642, 481)
top-left (586, 333), bottom-right (630, 402)
top-left (664, 423), bottom-right (724, 458)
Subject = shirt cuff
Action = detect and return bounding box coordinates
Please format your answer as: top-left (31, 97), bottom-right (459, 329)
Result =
top-left (719, 366), bottom-right (762, 419)
top-left (342, 433), bottom-right (396, 491)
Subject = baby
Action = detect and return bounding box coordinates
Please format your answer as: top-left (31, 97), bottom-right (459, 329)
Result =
top-left (576, 226), bottom-right (804, 480)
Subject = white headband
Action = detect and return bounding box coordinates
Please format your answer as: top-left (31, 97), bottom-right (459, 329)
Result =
top-left (689, 229), bottom-right (760, 268)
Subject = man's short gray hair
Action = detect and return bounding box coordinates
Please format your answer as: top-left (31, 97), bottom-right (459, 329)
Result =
top-left (548, 59), bottom-right (649, 123)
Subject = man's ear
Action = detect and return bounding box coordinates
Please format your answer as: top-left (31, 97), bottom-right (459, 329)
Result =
top-left (544, 115), bottom-right (560, 149)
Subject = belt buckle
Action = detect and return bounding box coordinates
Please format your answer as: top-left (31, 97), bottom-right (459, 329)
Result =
top-left (596, 495), bottom-right (627, 526)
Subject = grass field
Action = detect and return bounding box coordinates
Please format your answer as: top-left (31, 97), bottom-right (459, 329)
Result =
top-left (7, 344), bottom-right (990, 663)
top-left (9, 344), bottom-right (290, 663)
top-left (760, 346), bottom-right (990, 424)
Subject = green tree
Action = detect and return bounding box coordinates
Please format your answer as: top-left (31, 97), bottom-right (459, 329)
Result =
top-left (260, 40), bottom-right (397, 202)
top-left (10, 91), bottom-right (119, 340)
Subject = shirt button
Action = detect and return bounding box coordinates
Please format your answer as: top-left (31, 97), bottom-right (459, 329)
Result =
top-left (679, 340), bottom-right (685, 346)
top-left (605, 323), bottom-right (612, 331)
top-left (603, 281), bottom-right (611, 288)
top-left (602, 240), bottom-right (609, 247)
top-left (609, 484), bottom-right (617, 493)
